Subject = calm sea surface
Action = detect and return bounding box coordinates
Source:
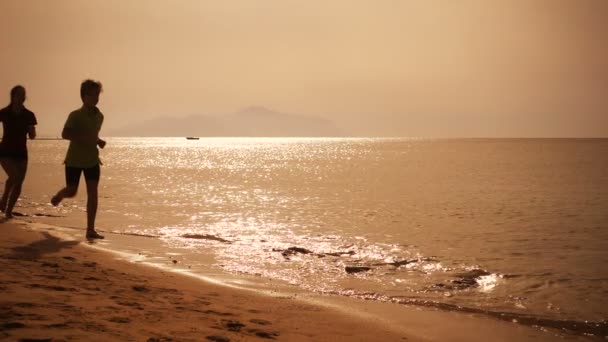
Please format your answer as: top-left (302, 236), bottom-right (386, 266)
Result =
top-left (16, 138), bottom-right (608, 336)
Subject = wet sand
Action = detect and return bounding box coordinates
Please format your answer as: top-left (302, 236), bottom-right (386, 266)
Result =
top-left (0, 221), bottom-right (580, 341)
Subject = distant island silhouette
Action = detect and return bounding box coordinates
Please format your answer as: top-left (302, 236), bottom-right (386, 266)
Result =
top-left (105, 107), bottom-right (343, 137)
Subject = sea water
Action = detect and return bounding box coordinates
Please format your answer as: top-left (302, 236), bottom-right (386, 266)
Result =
top-left (14, 137), bottom-right (608, 337)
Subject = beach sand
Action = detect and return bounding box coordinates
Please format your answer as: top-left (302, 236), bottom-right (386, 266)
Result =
top-left (0, 221), bottom-right (413, 341)
top-left (0, 221), bottom-right (574, 342)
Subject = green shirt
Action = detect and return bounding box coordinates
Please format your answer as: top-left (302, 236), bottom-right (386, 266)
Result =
top-left (63, 106), bottom-right (104, 168)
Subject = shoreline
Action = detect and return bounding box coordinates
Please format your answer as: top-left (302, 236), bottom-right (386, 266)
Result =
top-left (21, 216), bottom-right (608, 338)
top-left (0, 220), bottom-right (584, 341)
top-left (0, 220), bottom-right (410, 341)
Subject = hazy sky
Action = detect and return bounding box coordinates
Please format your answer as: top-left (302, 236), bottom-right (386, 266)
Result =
top-left (1, 0), bottom-right (607, 137)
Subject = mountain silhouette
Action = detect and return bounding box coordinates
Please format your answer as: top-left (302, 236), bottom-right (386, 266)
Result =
top-left (106, 107), bottom-right (342, 137)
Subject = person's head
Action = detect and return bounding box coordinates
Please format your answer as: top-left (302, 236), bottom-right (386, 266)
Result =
top-left (80, 79), bottom-right (102, 107)
top-left (10, 85), bottom-right (26, 106)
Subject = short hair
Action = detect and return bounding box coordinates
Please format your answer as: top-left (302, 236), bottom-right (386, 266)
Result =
top-left (80, 79), bottom-right (102, 99)
top-left (10, 85), bottom-right (25, 99)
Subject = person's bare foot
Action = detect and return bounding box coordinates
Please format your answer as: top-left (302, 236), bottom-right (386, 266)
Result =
top-left (86, 230), bottom-right (104, 240)
top-left (5, 212), bottom-right (13, 219)
top-left (51, 194), bottom-right (61, 206)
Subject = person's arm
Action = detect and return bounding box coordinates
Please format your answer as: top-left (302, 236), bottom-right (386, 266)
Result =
top-left (28, 112), bottom-right (37, 139)
top-left (96, 113), bottom-right (105, 149)
top-left (61, 126), bottom-right (98, 143)
top-left (28, 126), bottom-right (36, 139)
top-left (97, 138), bottom-right (106, 149)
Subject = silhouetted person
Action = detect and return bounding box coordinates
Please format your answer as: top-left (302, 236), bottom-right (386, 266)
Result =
top-left (51, 80), bottom-right (106, 239)
top-left (0, 86), bottom-right (37, 219)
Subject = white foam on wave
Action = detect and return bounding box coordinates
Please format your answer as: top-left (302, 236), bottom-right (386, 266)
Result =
top-left (476, 273), bottom-right (500, 292)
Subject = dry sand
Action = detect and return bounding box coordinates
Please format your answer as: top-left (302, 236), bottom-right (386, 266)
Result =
top-left (0, 221), bottom-right (576, 342)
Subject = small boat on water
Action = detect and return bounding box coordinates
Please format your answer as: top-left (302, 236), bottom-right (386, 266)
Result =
top-left (186, 137), bottom-right (200, 140)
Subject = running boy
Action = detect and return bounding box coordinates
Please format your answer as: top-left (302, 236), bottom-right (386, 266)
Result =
top-left (51, 80), bottom-right (106, 239)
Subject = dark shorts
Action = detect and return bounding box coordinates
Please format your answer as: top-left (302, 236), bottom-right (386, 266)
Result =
top-left (65, 165), bottom-right (100, 187)
top-left (0, 150), bottom-right (28, 161)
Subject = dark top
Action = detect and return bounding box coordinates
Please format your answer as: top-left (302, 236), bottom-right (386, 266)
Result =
top-left (0, 105), bottom-right (37, 159)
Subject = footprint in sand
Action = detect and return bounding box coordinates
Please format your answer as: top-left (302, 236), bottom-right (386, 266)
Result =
top-left (37, 274), bottom-right (64, 280)
top-left (219, 319), bottom-right (245, 332)
top-left (195, 298), bottom-right (212, 306)
top-left (108, 317), bottom-right (131, 323)
top-left (206, 336), bottom-right (230, 342)
top-left (26, 284), bottom-right (77, 292)
top-left (202, 310), bottom-right (234, 317)
top-left (250, 319), bottom-right (272, 326)
top-left (40, 262), bottom-right (59, 268)
top-left (132, 285), bottom-right (149, 292)
top-left (115, 300), bottom-right (144, 310)
top-left (146, 338), bottom-right (173, 342)
top-left (217, 320), bottom-right (278, 339)
top-left (2, 322), bottom-right (26, 329)
top-left (247, 329), bottom-right (280, 339)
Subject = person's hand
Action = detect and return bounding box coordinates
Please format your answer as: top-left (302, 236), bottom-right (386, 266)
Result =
top-left (97, 139), bottom-right (106, 149)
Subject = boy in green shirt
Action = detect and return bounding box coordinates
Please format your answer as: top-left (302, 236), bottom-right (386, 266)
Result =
top-left (51, 80), bottom-right (106, 240)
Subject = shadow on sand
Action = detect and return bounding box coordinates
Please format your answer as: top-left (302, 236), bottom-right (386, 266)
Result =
top-left (7, 232), bottom-right (80, 260)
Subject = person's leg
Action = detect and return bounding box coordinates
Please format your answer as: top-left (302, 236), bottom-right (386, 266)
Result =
top-left (85, 179), bottom-right (98, 232)
top-left (84, 165), bottom-right (103, 239)
top-left (4, 159), bottom-right (28, 218)
top-left (0, 159), bottom-right (17, 212)
top-left (0, 178), bottom-right (11, 212)
top-left (51, 167), bottom-right (80, 206)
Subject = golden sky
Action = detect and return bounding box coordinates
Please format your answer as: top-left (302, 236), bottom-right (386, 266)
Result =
top-left (1, 0), bottom-right (607, 137)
